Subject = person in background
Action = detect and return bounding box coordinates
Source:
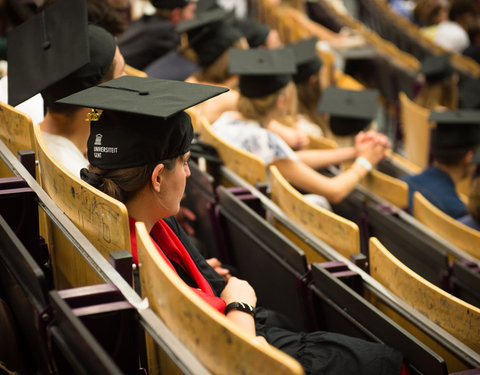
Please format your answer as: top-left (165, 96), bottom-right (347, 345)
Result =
top-left (415, 54), bottom-right (458, 110)
top-left (176, 9), bottom-right (248, 123)
top-left (213, 48), bottom-right (389, 206)
top-left (418, 0), bottom-right (449, 41)
top-left (463, 18), bottom-right (480, 64)
top-left (317, 86), bottom-right (380, 148)
top-left (118, 0), bottom-right (196, 70)
top-left (434, 0), bottom-right (474, 53)
top-left (7, 0), bottom-right (125, 176)
top-left (403, 110), bottom-right (480, 218)
top-left (389, 0), bottom-right (416, 21)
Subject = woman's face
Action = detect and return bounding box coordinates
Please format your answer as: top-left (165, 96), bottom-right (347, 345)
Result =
top-left (154, 152), bottom-right (191, 218)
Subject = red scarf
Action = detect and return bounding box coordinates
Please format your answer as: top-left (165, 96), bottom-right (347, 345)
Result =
top-left (129, 217), bottom-right (226, 313)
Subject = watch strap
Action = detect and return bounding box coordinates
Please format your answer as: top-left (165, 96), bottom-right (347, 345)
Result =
top-left (224, 302), bottom-right (255, 317)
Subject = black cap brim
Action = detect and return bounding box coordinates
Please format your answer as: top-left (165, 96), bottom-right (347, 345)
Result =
top-left (57, 75), bottom-right (228, 118)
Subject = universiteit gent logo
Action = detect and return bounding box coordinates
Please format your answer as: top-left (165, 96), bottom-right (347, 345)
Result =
top-left (94, 134), bottom-right (103, 146)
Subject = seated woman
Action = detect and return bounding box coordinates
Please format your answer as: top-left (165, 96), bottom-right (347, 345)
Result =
top-left (415, 54), bottom-right (459, 110)
top-left (289, 37), bottom-right (329, 138)
top-left (178, 9), bottom-right (248, 123)
top-left (61, 76), bottom-right (406, 375)
top-left (212, 48), bottom-right (389, 204)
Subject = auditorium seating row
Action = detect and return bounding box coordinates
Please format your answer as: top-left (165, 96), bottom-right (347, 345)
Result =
top-left (1, 84), bottom-right (480, 373)
top-left (252, 0), bottom-right (421, 149)
top-left (183, 148), bottom-right (480, 374)
top-left (0, 75), bottom-right (480, 374)
top-left (194, 113), bottom-right (480, 367)
top-left (353, 0), bottom-right (480, 78)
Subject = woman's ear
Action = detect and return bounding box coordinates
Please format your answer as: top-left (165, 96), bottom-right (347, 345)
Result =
top-left (151, 163), bottom-right (165, 193)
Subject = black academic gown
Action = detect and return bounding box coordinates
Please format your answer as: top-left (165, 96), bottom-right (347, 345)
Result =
top-left (118, 15), bottom-right (180, 70)
top-left (165, 217), bottom-right (404, 375)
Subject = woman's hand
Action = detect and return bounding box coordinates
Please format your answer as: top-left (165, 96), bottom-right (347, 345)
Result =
top-left (220, 277), bottom-right (257, 307)
top-left (355, 131), bottom-right (389, 167)
top-left (206, 257), bottom-right (231, 281)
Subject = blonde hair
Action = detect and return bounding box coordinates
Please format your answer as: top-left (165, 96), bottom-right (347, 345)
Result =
top-left (295, 74), bottom-right (329, 134)
top-left (182, 38), bottom-right (247, 84)
top-left (237, 81), bottom-right (296, 122)
top-left (415, 76), bottom-right (459, 110)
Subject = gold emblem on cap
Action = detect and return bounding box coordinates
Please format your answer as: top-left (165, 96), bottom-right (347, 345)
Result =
top-left (86, 109), bottom-right (101, 122)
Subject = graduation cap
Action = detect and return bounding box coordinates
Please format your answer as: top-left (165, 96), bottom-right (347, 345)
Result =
top-left (196, 0), bottom-right (221, 13)
top-left (234, 18), bottom-right (271, 48)
top-left (56, 76), bottom-right (228, 169)
top-left (177, 8), bottom-right (242, 67)
top-left (230, 48), bottom-right (296, 98)
top-left (430, 110), bottom-right (480, 150)
top-left (419, 54), bottom-right (453, 84)
top-left (151, 0), bottom-right (197, 10)
top-left (459, 77), bottom-right (480, 110)
top-left (317, 87), bottom-right (379, 136)
top-left (7, 0), bottom-right (117, 108)
top-left (144, 50), bottom-right (200, 81)
top-left (289, 37), bottom-right (322, 84)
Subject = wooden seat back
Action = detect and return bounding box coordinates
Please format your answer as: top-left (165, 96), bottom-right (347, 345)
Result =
top-left (307, 135), bottom-right (337, 150)
top-left (369, 237), bottom-right (480, 354)
top-left (34, 126), bottom-right (130, 288)
top-left (413, 192), bottom-right (480, 261)
top-left (198, 117), bottom-right (267, 185)
top-left (269, 165), bottom-right (360, 258)
top-left (216, 186), bottom-right (311, 331)
top-left (135, 221), bottom-right (305, 375)
top-left (399, 92), bottom-right (432, 169)
top-left (361, 169), bottom-right (409, 208)
top-left (0, 101), bottom-right (36, 177)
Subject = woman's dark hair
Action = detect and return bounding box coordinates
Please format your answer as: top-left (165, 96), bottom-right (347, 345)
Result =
top-left (85, 157), bottom-right (177, 203)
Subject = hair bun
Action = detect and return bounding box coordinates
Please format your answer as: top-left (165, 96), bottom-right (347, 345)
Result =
top-left (80, 168), bottom-right (103, 188)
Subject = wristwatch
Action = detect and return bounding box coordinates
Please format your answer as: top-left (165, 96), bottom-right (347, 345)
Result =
top-left (224, 302), bottom-right (255, 317)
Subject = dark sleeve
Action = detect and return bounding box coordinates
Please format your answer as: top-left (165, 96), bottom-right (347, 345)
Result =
top-left (164, 216), bottom-right (226, 296)
top-left (118, 16), bottom-right (180, 70)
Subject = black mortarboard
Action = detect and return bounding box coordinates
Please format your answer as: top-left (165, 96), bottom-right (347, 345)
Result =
top-left (459, 77), bottom-right (480, 110)
top-left (7, 0), bottom-right (116, 107)
top-left (234, 18), bottom-right (270, 48)
top-left (151, 0), bottom-right (197, 10)
top-left (196, 0), bottom-right (221, 13)
top-left (56, 76), bottom-right (228, 169)
top-left (290, 37), bottom-right (322, 84)
top-left (144, 50), bottom-right (200, 81)
top-left (230, 48), bottom-right (296, 98)
top-left (430, 110), bottom-right (480, 150)
top-left (419, 54), bottom-right (453, 84)
top-left (177, 9), bottom-right (241, 67)
top-left (317, 87), bottom-right (379, 136)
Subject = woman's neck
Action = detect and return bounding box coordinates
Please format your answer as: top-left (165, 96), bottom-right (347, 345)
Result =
top-left (126, 185), bottom-right (166, 233)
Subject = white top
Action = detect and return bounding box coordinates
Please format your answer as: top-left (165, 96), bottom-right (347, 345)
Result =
top-left (41, 131), bottom-right (88, 178)
top-left (0, 76), bottom-right (45, 125)
top-left (434, 21), bottom-right (470, 53)
top-left (212, 111), bottom-right (300, 165)
top-left (212, 112), bottom-right (332, 211)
